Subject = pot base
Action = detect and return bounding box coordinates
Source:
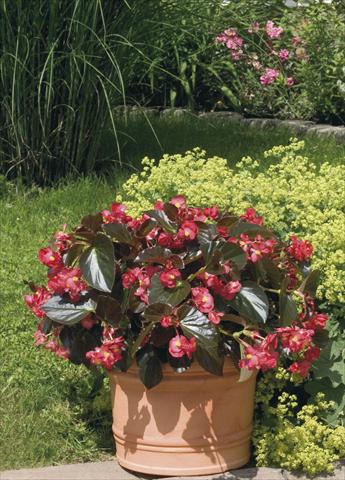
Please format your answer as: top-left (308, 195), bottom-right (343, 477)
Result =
top-left (116, 447), bottom-right (250, 476)
top-left (109, 359), bottom-right (256, 477)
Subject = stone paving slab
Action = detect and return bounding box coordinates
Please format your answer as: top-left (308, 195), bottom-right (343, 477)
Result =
top-left (1, 461), bottom-right (344, 480)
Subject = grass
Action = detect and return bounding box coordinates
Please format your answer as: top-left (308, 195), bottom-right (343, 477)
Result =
top-left (102, 115), bottom-right (345, 173)
top-left (1, 117), bottom-right (344, 471)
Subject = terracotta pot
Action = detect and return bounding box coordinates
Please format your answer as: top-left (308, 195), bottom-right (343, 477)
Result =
top-left (108, 358), bottom-right (256, 477)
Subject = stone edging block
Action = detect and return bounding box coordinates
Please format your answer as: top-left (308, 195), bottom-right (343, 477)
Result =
top-left (113, 106), bottom-right (345, 143)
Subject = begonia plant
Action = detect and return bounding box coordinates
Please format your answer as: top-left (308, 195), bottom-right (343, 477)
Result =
top-left (24, 196), bottom-right (327, 388)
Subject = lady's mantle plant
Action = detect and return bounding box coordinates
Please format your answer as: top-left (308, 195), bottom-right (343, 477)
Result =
top-left (25, 196), bottom-right (327, 388)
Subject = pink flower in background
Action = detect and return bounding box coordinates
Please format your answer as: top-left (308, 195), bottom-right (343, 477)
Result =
top-left (286, 77), bottom-right (295, 87)
top-left (231, 49), bottom-right (243, 61)
top-left (278, 49), bottom-right (290, 62)
top-left (248, 21), bottom-right (260, 34)
top-left (265, 20), bottom-right (283, 39)
top-left (216, 28), bottom-right (243, 52)
top-left (292, 35), bottom-right (302, 46)
top-left (260, 68), bottom-right (279, 85)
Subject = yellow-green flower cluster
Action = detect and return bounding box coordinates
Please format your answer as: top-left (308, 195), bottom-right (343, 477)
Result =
top-left (253, 386), bottom-right (345, 477)
top-left (118, 141), bottom-right (345, 303)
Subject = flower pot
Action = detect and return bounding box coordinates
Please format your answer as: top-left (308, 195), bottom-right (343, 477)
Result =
top-left (108, 358), bottom-right (256, 476)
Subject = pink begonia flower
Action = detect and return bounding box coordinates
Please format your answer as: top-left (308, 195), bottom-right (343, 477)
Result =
top-left (260, 68), bottom-right (279, 85)
top-left (278, 49), bottom-right (290, 62)
top-left (286, 77), bottom-right (295, 87)
top-left (265, 20), bottom-right (283, 39)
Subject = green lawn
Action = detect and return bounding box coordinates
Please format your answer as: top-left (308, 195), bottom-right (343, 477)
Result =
top-left (1, 117), bottom-right (344, 470)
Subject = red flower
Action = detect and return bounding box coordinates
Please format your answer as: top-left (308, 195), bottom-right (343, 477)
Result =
top-left (276, 327), bottom-right (314, 353)
top-left (170, 195), bottom-right (186, 209)
top-left (203, 206), bottom-right (220, 220)
top-left (86, 336), bottom-right (125, 369)
top-left (288, 360), bottom-right (311, 378)
top-left (154, 200), bottom-right (164, 210)
top-left (287, 235), bottom-right (313, 262)
top-left (33, 322), bottom-right (49, 346)
top-left (208, 311), bottom-right (224, 325)
top-left (191, 287), bottom-right (214, 313)
top-left (217, 226), bottom-right (228, 238)
top-left (54, 225), bottom-right (72, 252)
top-left (24, 286), bottom-right (52, 318)
top-left (169, 335), bottom-right (197, 359)
top-left (239, 342), bottom-right (278, 372)
top-left (38, 247), bottom-right (62, 269)
top-left (177, 221), bottom-right (199, 241)
top-left (122, 269), bottom-right (138, 289)
top-left (220, 280), bottom-right (242, 300)
top-left (160, 315), bottom-right (173, 328)
top-left (160, 268), bottom-right (181, 288)
top-left (304, 345), bottom-right (320, 362)
top-left (101, 203), bottom-right (131, 224)
top-left (239, 234), bottom-right (276, 263)
top-left (157, 232), bottom-right (173, 248)
top-left (303, 313), bottom-right (328, 331)
top-left (48, 267), bottom-right (87, 302)
top-left (240, 208), bottom-right (263, 225)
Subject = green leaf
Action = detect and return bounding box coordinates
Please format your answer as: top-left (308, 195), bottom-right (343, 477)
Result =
top-left (218, 242), bottom-right (247, 270)
top-left (230, 281), bottom-right (269, 324)
top-left (197, 223), bottom-right (218, 245)
top-left (144, 303), bottom-right (173, 323)
top-left (195, 344), bottom-right (224, 376)
top-left (96, 295), bottom-right (122, 326)
top-left (279, 292), bottom-right (298, 326)
top-left (259, 257), bottom-right (282, 288)
top-left (131, 322), bottom-right (155, 357)
top-left (41, 295), bottom-right (96, 325)
top-left (163, 203), bottom-right (179, 221)
top-left (177, 305), bottom-right (220, 350)
top-left (217, 215), bottom-right (238, 228)
top-left (81, 213), bottom-right (103, 233)
top-left (228, 220), bottom-right (273, 238)
top-left (79, 232), bottom-right (115, 292)
top-left (148, 273), bottom-right (190, 307)
top-left (298, 269), bottom-right (320, 297)
top-left (135, 218), bottom-right (157, 238)
top-left (64, 242), bottom-right (86, 267)
top-left (102, 223), bottom-right (134, 245)
top-left (136, 345), bottom-right (163, 389)
top-left (135, 246), bottom-right (173, 264)
top-left (201, 240), bottom-right (246, 271)
top-left (65, 326), bottom-right (102, 365)
top-left (145, 209), bottom-right (177, 234)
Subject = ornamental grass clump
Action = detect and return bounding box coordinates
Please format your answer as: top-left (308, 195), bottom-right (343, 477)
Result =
top-left (25, 195), bottom-right (328, 387)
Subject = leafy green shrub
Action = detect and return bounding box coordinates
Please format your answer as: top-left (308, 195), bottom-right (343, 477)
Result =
top-left (254, 370), bottom-right (345, 477)
top-left (213, 2), bottom-right (345, 123)
top-left (118, 141), bottom-right (345, 304)
top-left (127, 1), bottom-right (345, 124)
